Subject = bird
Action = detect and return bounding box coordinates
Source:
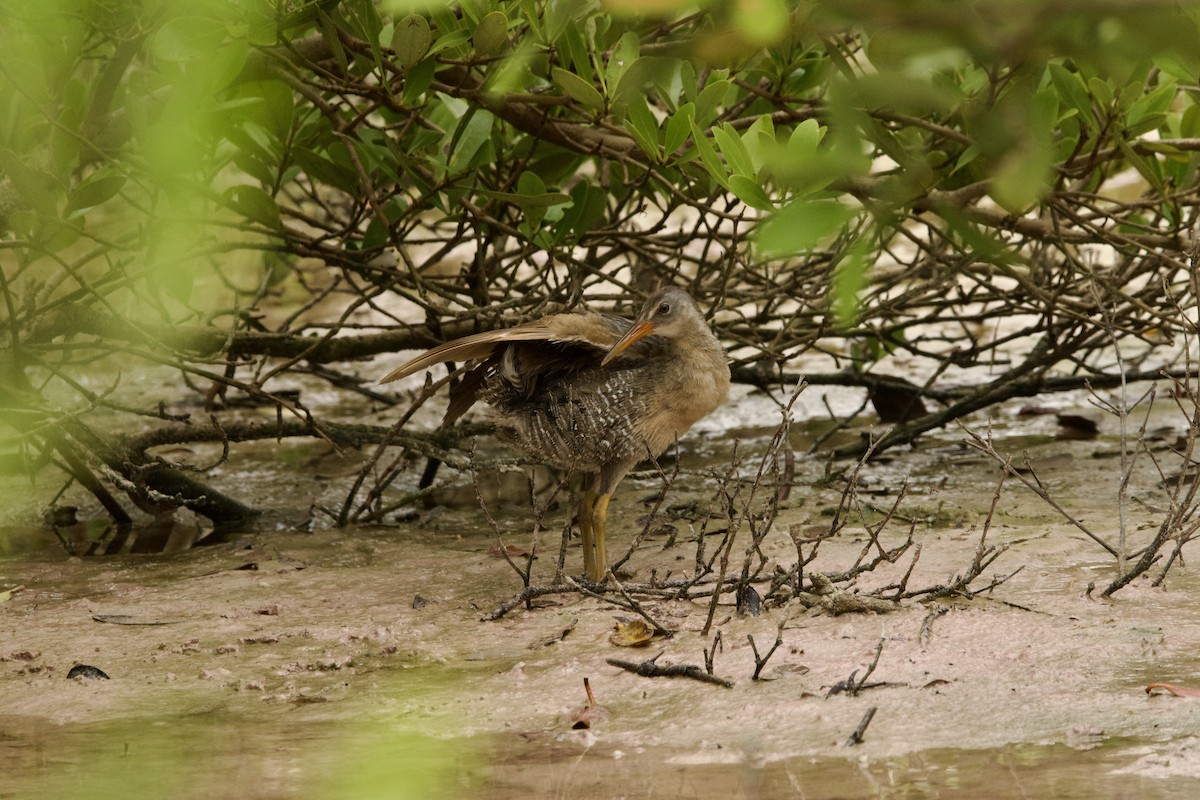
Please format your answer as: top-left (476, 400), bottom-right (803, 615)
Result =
top-left (380, 285), bottom-right (730, 582)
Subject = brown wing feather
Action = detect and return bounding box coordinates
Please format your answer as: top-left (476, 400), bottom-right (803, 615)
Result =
top-left (379, 323), bottom-right (546, 384)
top-left (444, 360), bottom-right (492, 424)
top-left (379, 312), bottom-right (626, 384)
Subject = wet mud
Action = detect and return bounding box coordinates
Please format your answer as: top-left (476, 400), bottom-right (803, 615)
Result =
top-left (3, 389), bottom-right (1200, 799)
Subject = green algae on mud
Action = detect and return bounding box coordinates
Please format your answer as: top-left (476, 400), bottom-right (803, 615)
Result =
top-left (6, 711), bottom-right (1200, 800)
top-left (0, 712), bottom-right (479, 800)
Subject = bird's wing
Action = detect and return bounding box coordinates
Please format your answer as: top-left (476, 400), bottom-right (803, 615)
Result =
top-left (379, 312), bottom-right (626, 384)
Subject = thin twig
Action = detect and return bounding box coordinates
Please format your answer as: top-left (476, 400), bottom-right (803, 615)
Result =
top-left (844, 707), bottom-right (878, 747)
top-left (749, 616), bottom-right (787, 680)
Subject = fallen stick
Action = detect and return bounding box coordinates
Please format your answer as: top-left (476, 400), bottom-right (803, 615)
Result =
top-left (845, 706), bottom-right (878, 746)
top-left (607, 651), bottom-right (734, 688)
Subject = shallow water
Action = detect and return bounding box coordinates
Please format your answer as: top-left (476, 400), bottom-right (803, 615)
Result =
top-left (6, 705), bottom-right (1200, 799)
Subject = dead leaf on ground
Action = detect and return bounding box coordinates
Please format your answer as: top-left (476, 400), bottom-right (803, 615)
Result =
top-left (488, 543), bottom-right (534, 559)
top-left (239, 634), bottom-right (281, 644)
top-left (1055, 414), bottom-right (1099, 439)
top-left (610, 617), bottom-right (655, 647)
top-left (92, 614), bottom-right (178, 625)
top-left (868, 380), bottom-right (928, 423)
top-left (736, 584), bottom-right (762, 617)
top-left (67, 664), bottom-right (109, 680)
top-left (1146, 682), bottom-right (1200, 698)
top-left (528, 618), bottom-right (578, 649)
top-left (755, 663), bottom-right (810, 682)
top-left (566, 677), bottom-right (607, 729)
top-left (1017, 407), bottom-right (1100, 438)
top-left (235, 559), bottom-right (304, 573)
top-left (1162, 467), bottom-right (1200, 489)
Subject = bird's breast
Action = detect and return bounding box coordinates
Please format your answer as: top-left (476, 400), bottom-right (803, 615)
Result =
top-left (634, 350), bottom-right (730, 457)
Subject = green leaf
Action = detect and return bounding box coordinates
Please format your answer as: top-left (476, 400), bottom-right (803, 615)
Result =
top-left (51, 79), bottom-right (85, 174)
top-left (246, 3), bottom-right (277, 46)
top-left (605, 31), bottom-right (640, 93)
top-left (428, 28), bottom-right (472, 57)
top-left (527, 150), bottom-right (586, 185)
top-left (0, 149), bottom-right (58, 218)
top-left (152, 15), bottom-right (227, 62)
top-left (732, 0), bottom-right (789, 45)
top-left (754, 198), bottom-right (855, 259)
top-left (1087, 76), bottom-right (1114, 108)
top-left (473, 11), bottom-right (508, 57)
top-left (363, 216), bottom-right (389, 250)
top-left (392, 15), bottom-right (432, 68)
top-left (1136, 140), bottom-right (1185, 157)
top-left (447, 109), bottom-right (494, 174)
top-left (554, 181), bottom-right (607, 243)
top-left (226, 185), bottom-right (282, 230)
top-left (544, 0), bottom-right (575, 44)
top-left (348, 2), bottom-right (386, 80)
top-left (1117, 138), bottom-right (1163, 190)
top-left (558, 24), bottom-right (593, 83)
top-left (989, 146), bottom-right (1052, 214)
top-left (788, 118), bottom-right (823, 158)
top-left (694, 79), bottom-right (730, 127)
top-left (473, 187), bottom-right (572, 207)
top-left (679, 60), bottom-right (697, 103)
top-left (688, 119), bottom-right (729, 189)
top-left (713, 122), bottom-right (753, 177)
top-left (1126, 79), bottom-right (1176, 130)
top-left (483, 38), bottom-right (539, 95)
top-left (516, 171), bottom-right (550, 231)
top-left (65, 173), bottom-right (126, 217)
top-left (664, 103), bottom-right (694, 157)
top-left (1048, 62), bottom-right (1096, 131)
top-left (232, 80), bottom-right (295, 142)
top-left (318, 10), bottom-right (348, 74)
top-left (989, 95), bottom-right (1056, 213)
top-left (624, 95), bottom-right (660, 161)
top-left (552, 68), bottom-right (604, 112)
top-left (234, 149), bottom-right (274, 188)
top-left (832, 239), bottom-right (871, 328)
top-left (742, 114), bottom-right (775, 174)
top-left (402, 57), bottom-right (437, 104)
top-left (460, 0), bottom-right (488, 25)
top-left (728, 175), bottom-right (774, 211)
top-left (428, 4), bottom-right (461, 42)
top-left (293, 146), bottom-right (359, 194)
top-left (612, 56), bottom-right (675, 111)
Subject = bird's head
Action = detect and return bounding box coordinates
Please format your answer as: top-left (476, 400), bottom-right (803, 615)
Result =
top-left (601, 286), bottom-right (703, 366)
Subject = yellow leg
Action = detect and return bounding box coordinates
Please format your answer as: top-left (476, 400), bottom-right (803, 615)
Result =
top-left (579, 492), bottom-right (596, 580)
top-left (588, 493), bottom-right (611, 583)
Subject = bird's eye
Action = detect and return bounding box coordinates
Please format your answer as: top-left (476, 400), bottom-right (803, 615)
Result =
top-left (657, 302), bottom-right (671, 316)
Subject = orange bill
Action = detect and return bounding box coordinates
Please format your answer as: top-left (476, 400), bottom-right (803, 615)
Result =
top-left (601, 320), bottom-right (654, 366)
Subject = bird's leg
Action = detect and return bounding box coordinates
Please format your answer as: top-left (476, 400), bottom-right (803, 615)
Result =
top-left (588, 493), bottom-right (611, 583)
top-left (579, 492), bottom-right (597, 580)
